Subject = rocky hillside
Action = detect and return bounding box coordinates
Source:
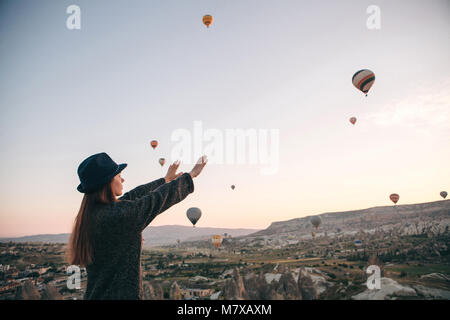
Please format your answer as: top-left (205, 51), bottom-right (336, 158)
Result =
top-left (243, 200), bottom-right (450, 242)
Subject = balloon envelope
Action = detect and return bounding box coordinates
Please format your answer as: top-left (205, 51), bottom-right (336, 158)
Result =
top-left (150, 140), bottom-right (158, 149)
top-left (390, 193), bottom-right (399, 204)
top-left (211, 235), bottom-right (223, 248)
top-left (310, 216), bottom-right (322, 229)
top-left (231, 185), bottom-right (235, 190)
top-left (352, 69), bottom-right (375, 95)
top-left (187, 207), bottom-right (202, 227)
top-left (440, 191), bottom-right (447, 199)
top-left (159, 158), bottom-right (165, 166)
top-left (350, 117), bottom-right (357, 125)
top-left (203, 15), bottom-right (213, 28)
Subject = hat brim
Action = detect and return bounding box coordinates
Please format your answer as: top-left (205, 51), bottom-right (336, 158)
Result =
top-left (77, 163), bottom-right (127, 193)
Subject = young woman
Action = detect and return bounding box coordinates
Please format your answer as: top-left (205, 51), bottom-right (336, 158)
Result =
top-left (67, 152), bottom-right (207, 300)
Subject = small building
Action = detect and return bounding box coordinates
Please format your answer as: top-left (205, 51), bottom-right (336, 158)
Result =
top-left (181, 288), bottom-right (214, 299)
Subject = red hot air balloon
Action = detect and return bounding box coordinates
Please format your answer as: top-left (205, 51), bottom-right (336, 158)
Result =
top-left (390, 193), bottom-right (399, 205)
top-left (150, 140), bottom-right (158, 149)
top-left (350, 117), bottom-right (357, 125)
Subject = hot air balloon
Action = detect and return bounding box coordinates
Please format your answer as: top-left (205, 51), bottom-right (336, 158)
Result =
top-left (312, 231), bottom-right (316, 238)
top-left (352, 69), bottom-right (375, 96)
top-left (187, 207), bottom-right (202, 227)
top-left (159, 158), bottom-right (165, 166)
top-left (203, 14), bottom-right (213, 28)
top-left (231, 185), bottom-right (235, 190)
top-left (150, 140), bottom-right (158, 149)
top-left (350, 117), bottom-right (357, 125)
top-left (310, 216), bottom-right (322, 229)
top-left (440, 191), bottom-right (447, 199)
top-left (211, 235), bottom-right (223, 249)
top-left (390, 193), bottom-right (399, 205)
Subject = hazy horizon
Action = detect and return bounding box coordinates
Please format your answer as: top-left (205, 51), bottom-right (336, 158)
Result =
top-left (1, 0), bottom-right (449, 237)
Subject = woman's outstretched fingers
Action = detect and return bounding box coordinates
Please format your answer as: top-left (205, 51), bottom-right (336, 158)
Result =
top-left (189, 155), bottom-right (208, 178)
top-left (165, 160), bottom-right (182, 182)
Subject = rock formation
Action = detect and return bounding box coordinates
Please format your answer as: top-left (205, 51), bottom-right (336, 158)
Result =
top-left (15, 280), bottom-right (41, 300)
top-left (170, 281), bottom-right (182, 300)
top-left (41, 283), bottom-right (63, 300)
top-left (298, 270), bottom-right (318, 300)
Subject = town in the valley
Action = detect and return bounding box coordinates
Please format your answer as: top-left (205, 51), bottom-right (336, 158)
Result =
top-left (1, 200), bottom-right (449, 300)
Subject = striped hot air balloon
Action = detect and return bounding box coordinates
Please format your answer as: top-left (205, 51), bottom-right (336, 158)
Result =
top-left (352, 69), bottom-right (375, 96)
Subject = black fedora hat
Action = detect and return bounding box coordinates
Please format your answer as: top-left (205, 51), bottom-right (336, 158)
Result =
top-left (77, 152), bottom-right (127, 194)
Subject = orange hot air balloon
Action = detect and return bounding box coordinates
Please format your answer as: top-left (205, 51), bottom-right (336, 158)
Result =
top-left (159, 158), bottom-right (166, 167)
top-left (350, 117), bottom-right (357, 125)
top-left (203, 15), bottom-right (213, 28)
top-left (150, 140), bottom-right (158, 149)
top-left (390, 193), bottom-right (399, 205)
top-left (212, 235), bottom-right (223, 248)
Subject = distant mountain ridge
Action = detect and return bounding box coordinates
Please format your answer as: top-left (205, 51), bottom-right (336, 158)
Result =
top-left (0, 226), bottom-right (260, 247)
top-left (249, 199), bottom-right (450, 238)
top-left (2, 200), bottom-right (449, 246)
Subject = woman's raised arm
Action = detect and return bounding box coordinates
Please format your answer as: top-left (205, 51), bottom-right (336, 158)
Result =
top-left (116, 173), bottom-right (194, 232)
top-left (118, 178), bottom-right (166, 201)
top-left (112, 156), bottom-right (207, 232)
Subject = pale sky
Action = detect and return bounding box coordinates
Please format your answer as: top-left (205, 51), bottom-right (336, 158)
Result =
top-left (0, 0), bottom-right (449, 237)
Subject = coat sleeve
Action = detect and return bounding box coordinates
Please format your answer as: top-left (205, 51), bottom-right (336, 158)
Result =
top-left (113, 173), bottom-right (194, 232)
top-left (118, 178), bottom-right (166, 201)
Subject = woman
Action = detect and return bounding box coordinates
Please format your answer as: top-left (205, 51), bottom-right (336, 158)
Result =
top-left (67, 152), bottom-right (207, 300)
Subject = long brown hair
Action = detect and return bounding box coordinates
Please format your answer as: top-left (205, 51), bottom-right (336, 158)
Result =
top-left (66, 182), bottom-right (117, 267)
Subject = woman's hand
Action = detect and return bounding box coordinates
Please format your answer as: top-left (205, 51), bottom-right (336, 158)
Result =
top-left (189, 155), bottom-right (208, 179)
top-left (165, 160), bottom-right (183, 183)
